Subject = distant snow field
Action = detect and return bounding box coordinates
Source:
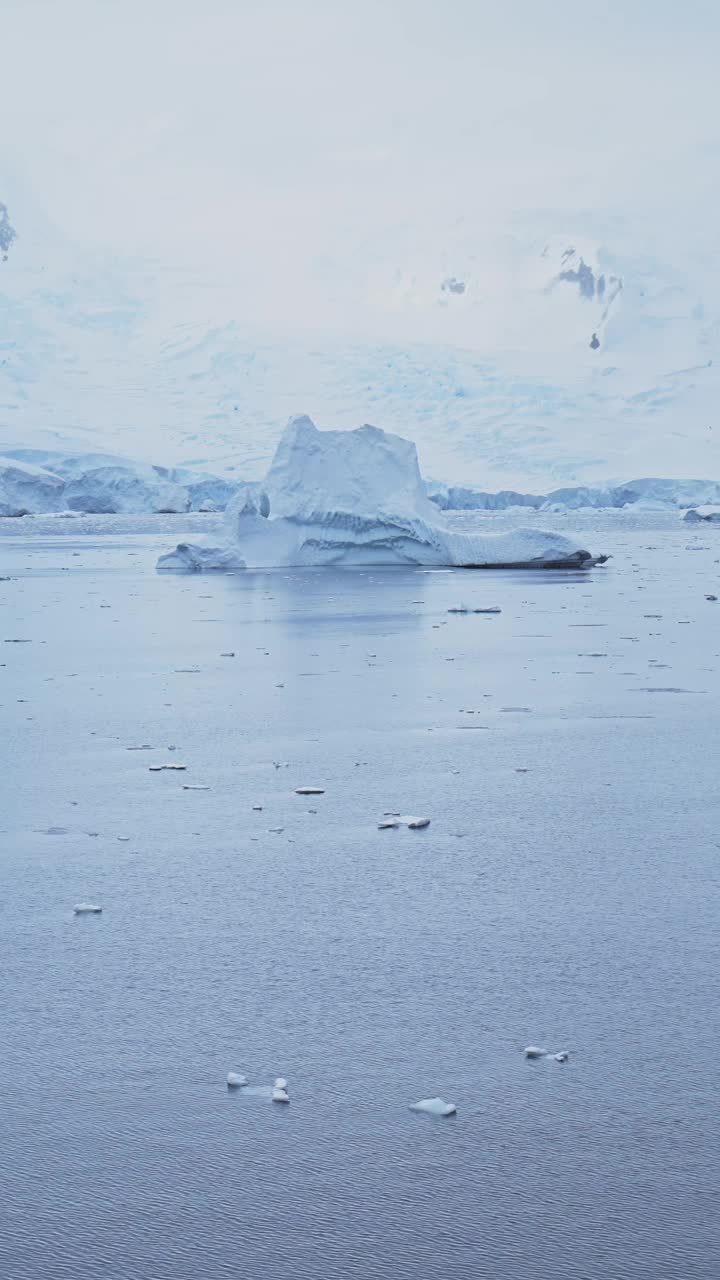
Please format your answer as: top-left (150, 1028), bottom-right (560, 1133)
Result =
top-left (2, 193), bottom-right (720, 493)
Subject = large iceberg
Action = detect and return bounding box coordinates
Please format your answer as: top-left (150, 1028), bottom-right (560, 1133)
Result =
top-left (65, 465), bottom-right (190, 514)
top-left (157, 417), bottom-right (605, 570)
top-left (0, 456), bottom-right (67, 516)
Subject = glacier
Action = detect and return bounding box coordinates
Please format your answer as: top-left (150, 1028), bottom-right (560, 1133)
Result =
top-left (2, 437), bottom-right (717, 525)
top-left (64, 466), bottom-right (190, 515)
top-left (427, 476), bottom-right (720, 513)
top-left (4, 188), bottom-right (720, 492)
top-left (0, 456), bottom-right (66, 516)
top-left (0, 448), bottom-right (239, 514)
top-left (157, 417), bottom-right (605, 571)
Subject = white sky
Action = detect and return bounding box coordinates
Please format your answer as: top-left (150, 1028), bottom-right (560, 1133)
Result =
top-left (2, 0), bottom-right (719, 273)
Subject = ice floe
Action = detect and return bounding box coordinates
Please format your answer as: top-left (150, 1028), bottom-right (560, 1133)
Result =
top-left (410, 1097), bottom-right (457, 1116)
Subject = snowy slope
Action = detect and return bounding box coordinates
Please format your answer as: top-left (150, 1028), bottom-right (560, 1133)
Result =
top-left (1, 176), bottom-right (719, 488)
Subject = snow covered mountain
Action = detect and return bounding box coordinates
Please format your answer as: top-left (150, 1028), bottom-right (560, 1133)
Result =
top-left (1, 173), bottom-right (719, 489)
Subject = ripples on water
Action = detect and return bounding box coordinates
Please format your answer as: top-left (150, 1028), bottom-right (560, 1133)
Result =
top-left (1, 513), bottom-right (719, 1278)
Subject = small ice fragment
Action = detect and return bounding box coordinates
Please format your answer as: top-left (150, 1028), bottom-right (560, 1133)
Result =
top-left (524, 1045), bottom-right (546, 1058)
top-left (273, 1077), bottom-right (288, 1090)
top-left (295, 787), bottom-right (325, 795)
top-left (272, 1088), bottom-right (290, 1104)
top-left (410, 1097), bottom-right (457, 1117)
top-left (221, 652), bottom-right (236, 657)
top-left (551, 1051), bottom-right (569, 1063)
top-left (252, 805), bottom-right (263, 811)
top-left (379, 815), bottom-right (430, 830)
top-left (74, 903), bottom-right (102, 915)
top-left (227, 1072), bottom-right (247, 1088)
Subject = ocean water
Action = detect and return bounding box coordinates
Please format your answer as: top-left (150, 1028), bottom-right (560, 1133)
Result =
top-left (1, 513), bottom-right (719, 1279)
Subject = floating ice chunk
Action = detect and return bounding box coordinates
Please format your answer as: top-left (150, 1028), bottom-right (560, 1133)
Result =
top-left (273, 1077), bottom-right (288, 1090)
top-left (74, 903), bottom-right (102, 915)
top-left (683, 506), bottom-right (720, 523)
top-left (410, 1097), bottom-right (457, 1116)
top-left (295, 787), bottom-right (325, 795)
top-left (272, 1087), bottom-right (290, 1104)
top-left (379, 815), bottom-right (430, 830)
top-left (157, 542), bottom-right (245, 572)
top-left (157, 418), bottom-right (606, 571)
top-left (448, 606), bottom-right (501, 614)
top-left (524, 1045), bottom-right (546, 1058)
top-left (550, 1052), bottom-right (570, 1063)
top-left (227, 1072), bottom-right (247, 1088)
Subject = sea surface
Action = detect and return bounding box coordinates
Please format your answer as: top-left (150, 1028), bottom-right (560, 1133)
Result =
top-left (1, 511), bottom-right (719, 1279)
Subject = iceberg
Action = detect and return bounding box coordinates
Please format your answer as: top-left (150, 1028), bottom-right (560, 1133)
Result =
top-left (158, 417), bottom-right (605, 571)
top-left (65, 466), bottom-right (190, 514)
top-left (155, 466), bottom-right (240, 511)
top-left (685, 504), bottom-right (720, 522)
top-left (0, 456), bottom-right (67, 516)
